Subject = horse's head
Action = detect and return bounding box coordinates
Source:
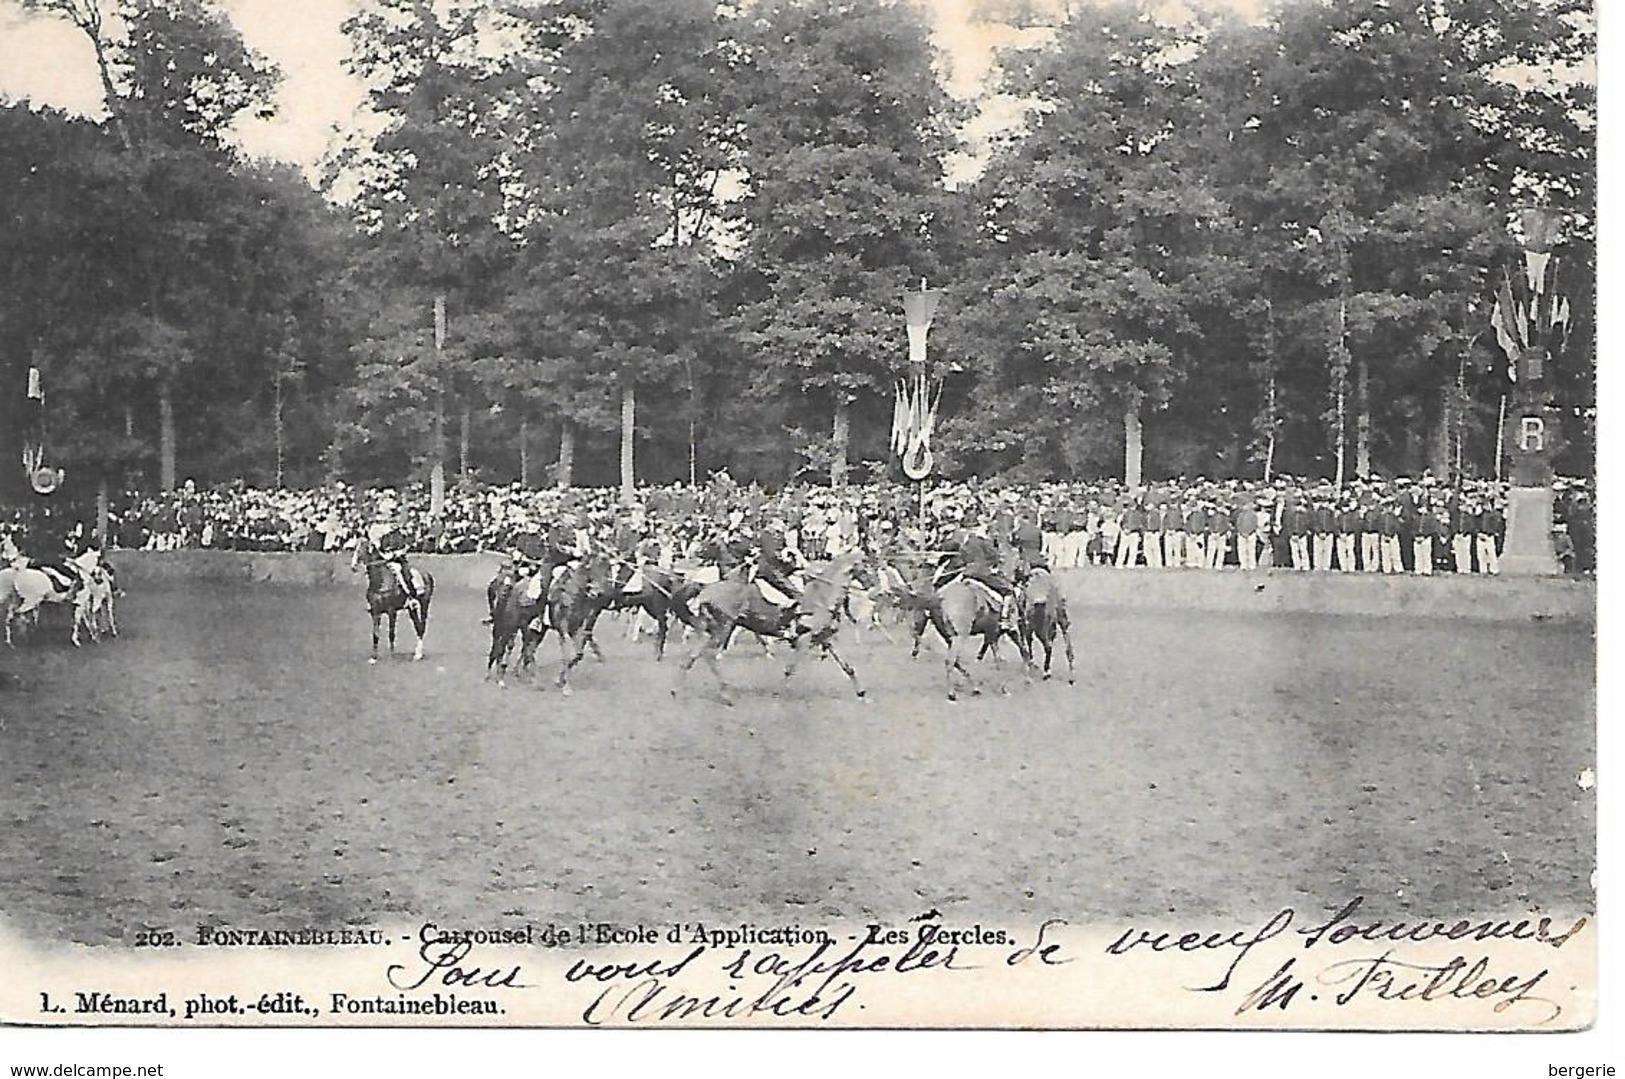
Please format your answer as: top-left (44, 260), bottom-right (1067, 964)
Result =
top-left (584, 555), bottom-right (618, 598)
top-left (828, 549), bottom-right (871, 587)
top-left (993, 544), bottom-right (1023, 579)
top-left (557, 555), bottom-right (615, 604)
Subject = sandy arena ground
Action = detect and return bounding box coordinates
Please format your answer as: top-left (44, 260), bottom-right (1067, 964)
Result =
top-left (0, 580), bottom-right (1595, 947)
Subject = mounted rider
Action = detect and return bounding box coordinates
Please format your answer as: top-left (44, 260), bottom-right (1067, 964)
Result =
top-left (752, 516), bottom-right (805, 607)
top-left (27, 514), bottom-right (103, 596)
top-left (486, 507), bottom-right (565, 620)
top-left (359, 493), bottom-right (422, 613)
top-left (940, 519), bottom-right (1020, 632)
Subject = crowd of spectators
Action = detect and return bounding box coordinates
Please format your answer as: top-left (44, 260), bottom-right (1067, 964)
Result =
top-left (1, 472), bottom-right (1596, 577)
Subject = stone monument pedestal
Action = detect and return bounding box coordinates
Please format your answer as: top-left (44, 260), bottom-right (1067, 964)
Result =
top-left (1500, 485), bottom-right (1560, 576)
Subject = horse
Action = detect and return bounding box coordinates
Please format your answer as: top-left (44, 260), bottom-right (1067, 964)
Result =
top-left (536, 554), bottom-right (618, 695)
top-left (69, 558), bottom-right (118, 647)
top-left (1, 561), bottom-right (81, 645)
top-left (862, 558), bottom-right (947, 657)
top-left (1018, 564), bottom-right (1075, 684)
top-left (485, 561), bottom-right (554, 686)
top-left (920, 549), bottom-right (1034, 701)
top-left (602, 562), bottom-right (707, 661)
top-left (486, 561), bottom-right (521, 622)
top-left (352, 540), bottom-right (433, 663)
top-left (677, 551), bottom-right (869, 706)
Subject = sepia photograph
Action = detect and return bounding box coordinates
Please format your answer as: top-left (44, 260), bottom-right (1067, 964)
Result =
top-left (0, 0), bottom-right (1605, 1065)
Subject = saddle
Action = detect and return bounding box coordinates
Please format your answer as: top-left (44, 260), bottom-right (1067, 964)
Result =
top-left (523, 563), bottom-right (568, 602)
top-left (960, 576), bottom-right (1005, 608)
top-left (39, 564), bottom-right (80, 593)
top-left (754, 577), bottom-right (796, 608)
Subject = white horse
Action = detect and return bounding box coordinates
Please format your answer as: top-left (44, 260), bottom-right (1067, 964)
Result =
top-left (1, 550), bottom-right (113, 646)
top-left (72, 559), bottom-right (118, 645)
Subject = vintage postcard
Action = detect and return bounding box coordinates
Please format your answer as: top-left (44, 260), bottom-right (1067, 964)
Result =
top-left (0, 0), bottom-right (1601, 1060)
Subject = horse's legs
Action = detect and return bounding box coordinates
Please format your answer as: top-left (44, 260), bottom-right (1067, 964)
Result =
top-left (783, 635), bottom-right (807, 680)
top-left (387, 611), bottom-right (399, 654)
top-left (677, 615), bottom-right (733, 706)
top-left (486, 625), bottom-right (515, 684)
top-left (1059, 612), bottom-right (1076, 685)
top-left (700, 637), bottom-right (732, 706)
top-left (910, 608), bottom-right (929, 658)
top-left (556, 627), bottom-right (591, 696)
top-left (952, 642), bottom-right (979, 698)
top-left (369, 612), bottom-right (381, 664)
top-left (519, 626), bottom-right (545, 682)
top-left (822, 641), bottom-right (866, 699)
top-left (654, 610), bottom-right (669, 662)
top-left (411, 597), bottom-right (430, 661)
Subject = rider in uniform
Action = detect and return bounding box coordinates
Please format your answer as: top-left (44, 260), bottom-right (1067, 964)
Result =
top-left (940, 520), bottom-right (1019, 632)
top-left (753, 517), bottom-right (804, 606)
top-left (486, 507), bottom-right (551, 620)
top-left (24, 509), bottom-right (92, 593)
top-left (366, 495), bottom-right (422, 613)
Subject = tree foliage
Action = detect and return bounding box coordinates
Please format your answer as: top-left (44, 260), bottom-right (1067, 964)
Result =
top-left (1, 0), bottom-right (1597, 505)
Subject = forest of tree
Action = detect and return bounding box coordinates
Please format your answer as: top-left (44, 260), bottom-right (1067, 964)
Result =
top-left (0, 0), bottom-right (1596, 505)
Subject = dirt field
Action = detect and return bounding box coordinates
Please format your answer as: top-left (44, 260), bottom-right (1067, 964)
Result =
top-left (0, 580), bottom-right (1595, 947)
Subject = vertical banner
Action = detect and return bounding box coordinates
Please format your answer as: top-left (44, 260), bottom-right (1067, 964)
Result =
top-left (899, 284), bottom-right (943, 481)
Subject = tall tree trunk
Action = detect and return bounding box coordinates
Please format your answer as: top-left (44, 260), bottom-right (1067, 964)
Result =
top-left (1354, 353), bottom-right (1372, 478)
top-left (1332, 295), bottom-right (1349, 489)
top-left (684, 358), bottom-right (698, 487)
top-left (556, 421), bottom-right (574, 489)
top-left (1263, 370), bottom-right (1278, 482)
top-left (1428, 382), bottom-right (1452, 479)
top-left (519, 415), bottom-right (530, 488)
top-left (459, 406), bottom-right (471, 479)
top-left (620, 380), bottom-right (636, 505)
top-left (1123, 399), bottom-right (1143, 488)
top-left (831, 398), bottom-right (850, 488)
top-left (158, 383), bottom-right (176, 491)
top-left (1453, 354), bottom-right (1468, 481)
top-left (96, 481), bottom-right (110, 552)
top-left (429, 294), bottom-right (447, 519)
top-left (1259, 302), bottom-right (1278, 482)
top-left (1333, 375), bottom-right (1346, 488)
top-left (273, 372), bottom-right (285, 488)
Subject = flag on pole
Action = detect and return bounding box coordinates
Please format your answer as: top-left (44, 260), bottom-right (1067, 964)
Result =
top-left (890, 381), bottom-right (908, 456)
top-left (1488, 252), bottom-right (1570, 384)
top-left (897, 284), bottom-right (945, 480)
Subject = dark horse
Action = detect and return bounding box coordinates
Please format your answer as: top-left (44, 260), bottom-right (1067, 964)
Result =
top-left (538, 555), bottom-right (617, 695)
top-left (677, 552), bottom-right (869, 706)
top-left (1017, 565), bottom-right (1075, 683)
top-left (485, 562), bottom-right (552, 686)
top-left (486, 556), bottom-right (615, 693)
top-left (601, 562), bottom-right (707, 660)
top-left (352, 540), bottom-right (434, 663)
